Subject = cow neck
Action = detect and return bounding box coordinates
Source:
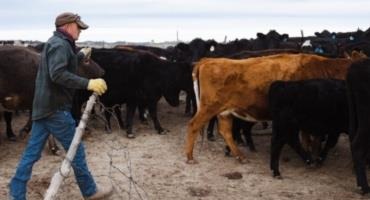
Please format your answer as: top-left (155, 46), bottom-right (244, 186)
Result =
top-left (56, 28), bottom-right (77, 53)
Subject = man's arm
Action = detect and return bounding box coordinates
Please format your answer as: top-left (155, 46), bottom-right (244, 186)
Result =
top-left (47, 44), bottom-right (89, 89)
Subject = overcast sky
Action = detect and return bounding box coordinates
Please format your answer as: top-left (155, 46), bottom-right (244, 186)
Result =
top-left (1, 0), bottom-right (369, 43)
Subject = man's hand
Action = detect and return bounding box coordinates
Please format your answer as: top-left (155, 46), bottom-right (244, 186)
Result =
top-left (79, 47), bottom-right (92, 59)
top-left (87, 78), bottom-right (107, 95)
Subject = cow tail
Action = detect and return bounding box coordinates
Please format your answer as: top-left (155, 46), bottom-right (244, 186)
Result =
top-left (192, 63), bottom-right (201, 109)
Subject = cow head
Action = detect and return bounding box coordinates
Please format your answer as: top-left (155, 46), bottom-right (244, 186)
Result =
top-left (76, 55), bottom-right (105, 79)
top-left (161, 71), bottom-right (181, 107)
top-left (160, 61), bottom-right (193, 107)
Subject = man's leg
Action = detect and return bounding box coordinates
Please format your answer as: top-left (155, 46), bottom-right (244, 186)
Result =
top-left (46, 111), bottom-right (97, 197)
top-left (9, 120), bottom-right (49, 200)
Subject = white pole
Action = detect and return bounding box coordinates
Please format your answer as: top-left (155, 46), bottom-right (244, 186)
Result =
top-left (44, 93), bottom-right (98, 200)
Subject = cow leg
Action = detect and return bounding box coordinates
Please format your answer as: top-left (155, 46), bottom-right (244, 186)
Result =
top-left (232, 118), bottom-right (244, 145)
top-left (270, 120), bottom-right (287, 178)
top-left (287, 132), bottom-right (313, 165)
top-left (4, 111), bottom-right (16, 141)
top-left (226, 120), bottom-right (256, 152)
top-left (217, 114), bottom-right (246, 163)
top-left (351, 127), bottom-right (370, 194)
top-left (147, 102), bottom-right (167, 135)
top-left (317, 134), bottom-right (339, 165)
top-left (311, 135), bottom-right (323, 164)
top-left (348, 80), bottom-right (370, 194)
top-left (19, 110), bottom-right (32, 139)
top-left (185, 91), bottom-right (197, 116)
top-left (262, 121), bottom-right (269, 129)
top-left (185, 92), bottom-right (192, 115)
top-left (47, 135), bottom-right (60, 155)
top-left (103, 110), bottom-right (112, 133)
top-left (138, 105), bottom-right (148, 124)
top-left (224, 118), bottom-right (241, 156)
top-left (352, 143), bottom-right (370, 194)
top-left (125, 103), bottom-right (137, 138)
top-left (113, 106), bottom-right (125, 130)
top-left (186, 109), bottom-right (216, 163)
top-left (270, 136), bottom-right (285, 178)
top-left (206, 117), bottom-right (217, 141)
top-left (300, 131), bottom-right (312, 152)
top-left (243, 122), bottom-right (256, 152)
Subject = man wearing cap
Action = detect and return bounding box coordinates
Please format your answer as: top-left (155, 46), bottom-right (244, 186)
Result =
top-left (9, 12), bottom-right (112, 200)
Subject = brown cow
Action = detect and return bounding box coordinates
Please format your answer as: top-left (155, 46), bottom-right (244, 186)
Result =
top-left (185, 52), bottom-right (366, 163)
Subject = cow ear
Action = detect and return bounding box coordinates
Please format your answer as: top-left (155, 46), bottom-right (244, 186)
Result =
top-left (176, 43), bottom-right (189, 51)
top-left (351, 50), bottom-right (368, 60)
top-left (257, 33), bottom-right (265, 39)
top-left (343, 51), bottom-right (351, 59)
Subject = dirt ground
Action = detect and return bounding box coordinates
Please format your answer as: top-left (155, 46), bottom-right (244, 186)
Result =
top-left (0, 96), bottom-right (367, 200)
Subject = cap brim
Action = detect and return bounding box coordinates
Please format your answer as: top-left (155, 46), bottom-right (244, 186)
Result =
top-left (76, 19), bottom-right (89, 30)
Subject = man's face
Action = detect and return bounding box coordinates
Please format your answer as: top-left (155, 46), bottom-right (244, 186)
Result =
top-left (64, 22), bottom-right (81, 40)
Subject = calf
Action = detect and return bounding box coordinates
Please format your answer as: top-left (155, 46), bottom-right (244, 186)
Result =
top-left (346, 58), bottom-right (370, 194)
top-left (269, 79), bottom-right (348, 177)
top-left (88, 48), bottom-right (192, 138)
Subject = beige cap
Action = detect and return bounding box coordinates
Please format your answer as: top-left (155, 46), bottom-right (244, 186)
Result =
top-left (55, 12), bottom-right (89, 30)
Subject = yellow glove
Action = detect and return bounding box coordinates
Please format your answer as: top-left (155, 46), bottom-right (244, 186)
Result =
top-left (87, 78), bottom-right (107, 95)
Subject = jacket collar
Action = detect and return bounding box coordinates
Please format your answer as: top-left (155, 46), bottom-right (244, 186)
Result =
top-left (54, 29), bottom-right (77, 53)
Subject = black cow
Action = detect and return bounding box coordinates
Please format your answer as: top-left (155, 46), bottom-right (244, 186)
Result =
top-left (250, 30), bottom-right (289, 50)
top-left (168, 38), bottom-right (217, 63)
top-left (114, 45), bottom-right (171, 60)
top-left (315, 29), bottom-right (336, 39)
top-left (211, 39), bottom-right (252, 57)
top-left (269, 79), bottom-right (348, 178)
top-left (0, 46), bottom-right (104, 141)
top-left (87, 48), bottom-right (192, 138)
top-left (346, 58), bottom-right (370, 194)
top-left (164, 39), bottom-right (216, 116)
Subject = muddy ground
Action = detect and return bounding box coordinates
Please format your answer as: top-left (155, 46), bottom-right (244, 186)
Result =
top-left (0, 96), bottom-right (367, 200)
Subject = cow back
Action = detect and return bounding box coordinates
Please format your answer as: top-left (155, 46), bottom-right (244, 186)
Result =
top-left (193, 53), bottom-right (355, 120)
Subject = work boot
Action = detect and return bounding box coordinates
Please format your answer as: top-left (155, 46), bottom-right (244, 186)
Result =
top-left (85, 184), bottom-right (113, 200)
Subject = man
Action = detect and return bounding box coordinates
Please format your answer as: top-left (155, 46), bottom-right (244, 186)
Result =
top-left (9, 12), bottom-right (112, 200)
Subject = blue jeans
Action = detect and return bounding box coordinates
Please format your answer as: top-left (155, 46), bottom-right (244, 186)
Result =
top-left (9, 110), bottom-right (97, 200)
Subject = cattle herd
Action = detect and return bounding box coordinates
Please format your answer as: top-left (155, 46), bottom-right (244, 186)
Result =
top-left (2, 28), bottom-right (370, 196)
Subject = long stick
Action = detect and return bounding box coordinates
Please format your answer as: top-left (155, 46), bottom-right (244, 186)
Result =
top-left (44, 93), bottom-right (97, 200)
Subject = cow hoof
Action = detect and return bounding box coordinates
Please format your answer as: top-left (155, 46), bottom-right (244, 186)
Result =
top-left (304, 159), bottom-right (314, 166)
top-left (19, 129), bottom-right (29, 139)
top-left (207, 135), bottom-right (216, 141)
top-left (236, 156), bottom-right (248, 164)
top-left (104, 127), bottom-right (112, 134)
top-left (359, 186), bottom-right (370, 195)
top-left (315, 157), bottom-right (324, 166)
top-left (186, 159), bottom-right (198, 164)
top-left (84, 127), bottom-right (92, 135)
top-left (127, 133), bottom-right (136, 139)
top-left (51, 149), bottom-right (61, 156)
top-left (158, 129), bottom-right (169, 135)
top-left (272, 171), bottom-right (282, 178)
top-left (8, 136), bottom-right (17, 142)
top-left (274, 175), bottom-right (283, 179)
